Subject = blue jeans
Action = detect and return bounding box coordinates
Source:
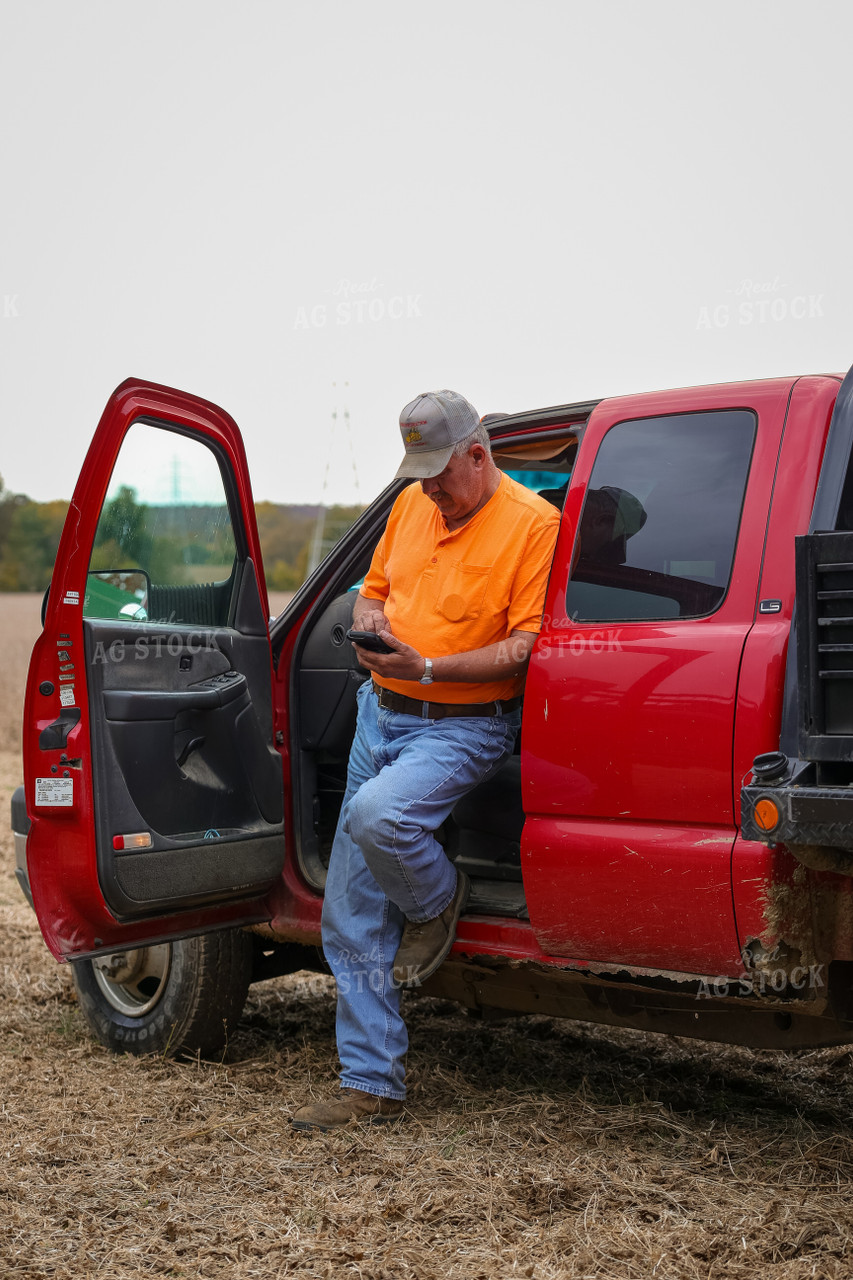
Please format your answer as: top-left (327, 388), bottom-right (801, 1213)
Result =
top-left (321, 680), bottom-right (520, 1099)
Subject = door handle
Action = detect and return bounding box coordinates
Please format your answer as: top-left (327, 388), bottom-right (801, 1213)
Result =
top-left (176, 734), bottom-right (206, 767)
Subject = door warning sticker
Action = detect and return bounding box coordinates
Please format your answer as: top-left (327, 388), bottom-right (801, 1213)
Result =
top-left (35, 777), bottom-right (73, 807)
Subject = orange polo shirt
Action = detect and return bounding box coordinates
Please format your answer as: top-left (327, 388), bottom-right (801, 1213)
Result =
top-left (362, 473), bottom-right (560, 704)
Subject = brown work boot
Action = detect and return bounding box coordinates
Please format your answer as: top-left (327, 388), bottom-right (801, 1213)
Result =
top-left (393, 870), bottom-right (470, 988)
top-left (291, 1088), bottom-right (405, 1132)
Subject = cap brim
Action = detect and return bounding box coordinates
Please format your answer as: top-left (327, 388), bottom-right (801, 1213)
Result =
top-left (394, 444), bottom-right (455, 480)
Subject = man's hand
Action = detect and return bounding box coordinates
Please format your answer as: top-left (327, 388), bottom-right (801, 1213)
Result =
top-left (352, 631), bottom-right (426, 682)
top-left (352, 628), bottom-right (538, 686)
top-left (352, 593), bottom-right (389, 635)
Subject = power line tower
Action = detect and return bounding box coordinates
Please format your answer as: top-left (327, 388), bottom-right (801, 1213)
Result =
top-left (307, 382), bottom-right (362, 575)
top-left (171, 454), bottom-right (182, 505)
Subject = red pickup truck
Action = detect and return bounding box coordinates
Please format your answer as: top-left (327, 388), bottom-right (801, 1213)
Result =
top-left (13, 370), bottom-right (853, 1057)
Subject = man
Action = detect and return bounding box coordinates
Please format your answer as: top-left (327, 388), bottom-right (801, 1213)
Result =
top-left (292, 390), bottom-right (560, 1132)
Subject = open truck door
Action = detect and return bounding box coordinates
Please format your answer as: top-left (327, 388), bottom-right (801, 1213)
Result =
top-left (23, 379), bottom-right (285, 962)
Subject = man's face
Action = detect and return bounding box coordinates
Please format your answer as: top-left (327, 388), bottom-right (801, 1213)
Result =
top-left (420, 447), bottom-right (487, 524)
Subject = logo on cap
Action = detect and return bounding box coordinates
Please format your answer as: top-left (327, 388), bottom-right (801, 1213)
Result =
top-left (405, 425), bottom-right (425, 445)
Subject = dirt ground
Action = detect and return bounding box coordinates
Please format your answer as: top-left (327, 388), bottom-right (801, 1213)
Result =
top-left (3, 592), bottom-right (853, 1278)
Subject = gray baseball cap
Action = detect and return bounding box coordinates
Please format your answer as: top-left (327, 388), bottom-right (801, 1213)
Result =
top-left (395, 389), bottom-right (480, 479)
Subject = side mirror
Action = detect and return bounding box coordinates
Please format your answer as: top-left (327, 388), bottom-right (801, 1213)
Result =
top-left (84, 569), bottom-right (151, 622)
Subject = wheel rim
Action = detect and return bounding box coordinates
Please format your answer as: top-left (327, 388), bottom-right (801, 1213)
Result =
top-left (91, 944), bottom-right (172, 1017)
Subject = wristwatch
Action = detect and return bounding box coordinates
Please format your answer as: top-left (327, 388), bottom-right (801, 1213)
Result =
top-left (420, 658), bottom-right (434, 685)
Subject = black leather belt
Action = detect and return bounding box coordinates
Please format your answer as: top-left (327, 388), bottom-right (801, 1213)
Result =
top-left (372, 680), bottom-right (522, 720)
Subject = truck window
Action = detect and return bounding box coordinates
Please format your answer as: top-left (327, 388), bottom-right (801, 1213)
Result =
top-left (85, 421), bottom-right (237, 626)
top-left (493, 434), bottom-right (580, 510)
top-left (566, 410), bottom-right (756, 621)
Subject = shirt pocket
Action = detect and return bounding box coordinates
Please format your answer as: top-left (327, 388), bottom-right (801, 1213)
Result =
top-left (435, 561), bottom-right (492, 623)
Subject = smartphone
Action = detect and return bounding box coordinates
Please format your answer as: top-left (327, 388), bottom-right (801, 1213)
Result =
top-left (346, 628), bottom-right (394, 655)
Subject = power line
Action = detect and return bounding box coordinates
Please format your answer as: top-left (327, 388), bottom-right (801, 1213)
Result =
top-left (307, 382), bottom-right (361, 575)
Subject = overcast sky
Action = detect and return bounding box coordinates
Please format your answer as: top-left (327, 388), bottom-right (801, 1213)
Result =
top-left (1, 0), bottom-right (851, 507)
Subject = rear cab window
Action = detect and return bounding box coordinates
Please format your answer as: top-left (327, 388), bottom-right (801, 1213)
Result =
top-left (491, 433), bottom-right (581, 508)
top-left (566, 411), bottom-right (757, 621)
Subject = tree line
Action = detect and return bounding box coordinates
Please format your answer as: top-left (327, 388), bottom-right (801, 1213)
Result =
top-left (0, 476), bottom-right (364, 593)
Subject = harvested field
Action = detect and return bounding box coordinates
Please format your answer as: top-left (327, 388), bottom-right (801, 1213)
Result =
top-left (3, 592), bottom-right (853, 1278)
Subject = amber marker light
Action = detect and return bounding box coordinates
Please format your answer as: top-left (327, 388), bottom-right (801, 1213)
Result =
top-left (112, 832), bottom-right (153, 850)
top-left (753, 798), bottom-right (780, 832)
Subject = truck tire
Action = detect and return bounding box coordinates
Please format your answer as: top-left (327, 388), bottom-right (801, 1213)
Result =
top-left (71, 929), bottom-right (254, 1058)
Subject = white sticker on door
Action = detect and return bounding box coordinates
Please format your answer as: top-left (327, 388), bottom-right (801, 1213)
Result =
top-left (35, 778), bottom-right (73, 807)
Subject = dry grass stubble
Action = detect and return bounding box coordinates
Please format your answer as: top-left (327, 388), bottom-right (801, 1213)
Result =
top-left (0, 594), bottom-right (46, 753)
top-left (3, 594), bottom-right (853, 1276)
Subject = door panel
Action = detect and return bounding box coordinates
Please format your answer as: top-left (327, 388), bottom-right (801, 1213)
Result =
top-left (23, 380), bottom-right (285, 959)
top-left (86, 618), bottom-right (282, 918)
top-left (521, 381), bottom-right (795, 975)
